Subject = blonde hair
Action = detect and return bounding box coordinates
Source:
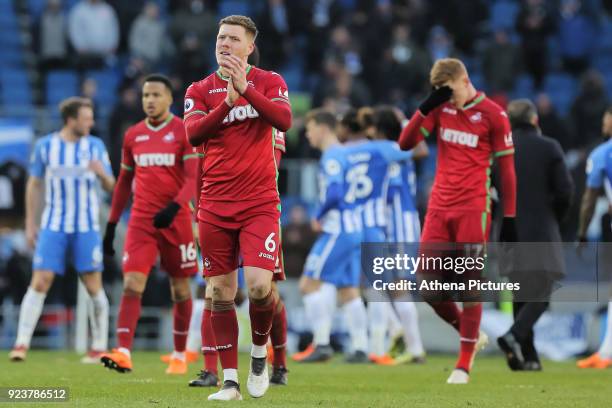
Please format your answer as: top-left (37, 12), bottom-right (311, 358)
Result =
top-left (430, 58), bottom-right (468, 87)
top-left (219, 15), bottom-right (258, 40)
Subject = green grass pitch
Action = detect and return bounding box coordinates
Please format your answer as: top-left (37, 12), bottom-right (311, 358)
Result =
top-left (2, 351), bottom-right (611, 407)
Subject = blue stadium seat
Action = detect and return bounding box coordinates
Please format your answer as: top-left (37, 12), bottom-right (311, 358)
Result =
top-left (84, 69), bottom-right (120, 105)
top-left (46, 70), bottom-right (79, 105)
top-left (0, 48), bottom-right (24, 68)
top-left (543, 73), bottom-right (578, 116)
top-left (0, 69), bottom-right (32, 106)
top-left (490, 0), bottom-right (519, 31)
top-left (218, 0), bottom-right (252, 18)
top-left (27, 0), bottom-right (47, 18)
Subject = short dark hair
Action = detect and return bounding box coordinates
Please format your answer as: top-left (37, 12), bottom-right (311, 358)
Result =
top-left (143, 73), bottom-right (173, 92)
top-left (305, 108), bottom-right (337, 129)
top-left (507, 98), bottom-right (538, 128)
top-left (219, 15), bottom-right (258, 40)
top-left (374, 105), bottom-right (402, 141)
top-left (59, 97), bottom-right (93, 124)
top-left (340, 108), bottom-right (363, 134)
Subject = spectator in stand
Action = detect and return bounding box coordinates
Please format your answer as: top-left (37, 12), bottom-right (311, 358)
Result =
top-left (38, 0), bottom-right (68, 72)
top-left (379, 24), bottom-right (430, 109)
top-left (168, 0), bottom-right (216, 85)
top-left (281, 205), bottom-right (318, 278)
top-left (483, 29), bottom-right (522, 94)
top-left (536, 93), bottom-right (571, 152)
top-left (304, 0), bottom-right (343, 74)
top-left (427, 25), bottom-right (455, 62)
top-left (516, 0), bottom-right (556, 89)
top-left (325, 25), bottom-right (363, 76)
top-left (316, 66), bottom-right (371, 114)
top-left (68, 0), bottom-right (119, 70)
top-left (570, 70), bottom-right (610, 150)
top-left (256, 0), bottom-right (292, 70)
top-left (107, 86), bottom-right (142, 177)
top-left (129, 2), bottom-right (174, 66)
top-left (559, 0), bottom-right (598, 76)
top-left (428, 0), bottom-right (488, 55)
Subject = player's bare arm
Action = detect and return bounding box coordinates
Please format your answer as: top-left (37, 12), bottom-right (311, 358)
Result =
top-left (577, 187), bottom-right (599, 240)
top-left (25, 176), bottom-right (43, 249)
top-left (89, 160), bottom-right (115, 192)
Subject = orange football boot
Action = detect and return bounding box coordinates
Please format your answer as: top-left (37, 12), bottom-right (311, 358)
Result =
top-left (166, 357), bottom-right (188, 374)
top-left (369, 353), bottom-right (397, 366)
top-left (291, 343), bottom-right (315, 362)
top-left (267, 343), bottom-right (274, 365)
top-left (577, 353), bottom-right (612, 369)
top-left (101, 349), bottom-right (133, 373)
top-left (160, 350), bottom-right (199, 364)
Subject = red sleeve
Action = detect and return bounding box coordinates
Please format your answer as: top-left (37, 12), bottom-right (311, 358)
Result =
top-left (108, 168), bottom-right (134, 223)
top-left (108, 131), bottom-right (135, 223)
top-left (398, 110), bottom-right (436, 150)
top-left (274, 148), bottom-right (282, 167)
top-left (491, 109), bottom-right (514, 157)
top-left (195, 146), bottom-right (203, 208)
top-left (498, 154), bottom-right (516, 217)
top-left (274, 128), bottom-right (285, 166)
top-left (490, 108), bottom-right (516, 216)
top-left (173, 154), bottom-right (198, 204)
top-left (183, 83), bottom-right (232, 146)
top-left (241, 72), bottom-right (292, 131)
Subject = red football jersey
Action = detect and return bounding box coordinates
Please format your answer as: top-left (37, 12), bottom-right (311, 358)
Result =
top-left (121, 115), bottom-right (197, 217)
top-left (420, 92), bottom-right (514, 212)
top-left (184, 66), bottom-right (290, 214)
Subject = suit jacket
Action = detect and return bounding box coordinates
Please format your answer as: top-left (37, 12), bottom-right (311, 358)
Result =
top-left (511, 125), bottom-right (574, 279)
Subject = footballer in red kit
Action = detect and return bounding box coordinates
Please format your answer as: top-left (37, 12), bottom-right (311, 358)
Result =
top-left (100, 74), bottom-right (198, 376)
top-left (399, 58), bottom-right (517, 384)
top-left (183, 15), bottom-right (291, 401)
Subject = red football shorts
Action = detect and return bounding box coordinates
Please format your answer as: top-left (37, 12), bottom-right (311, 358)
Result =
top-left (418, 209), bottom-right (491, 281)
top-left (198, 202), bottom-right (281, 277)
top-left (123, 210), bottom-right (198, 278)
top-left (273, 243), bottom-right (286, 281)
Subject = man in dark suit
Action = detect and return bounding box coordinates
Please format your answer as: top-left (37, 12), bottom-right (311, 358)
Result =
top-left (497, 99), bottom-right (574, 371)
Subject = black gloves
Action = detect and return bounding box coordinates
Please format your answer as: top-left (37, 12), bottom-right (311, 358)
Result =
top-left (103, 222), bottom-right (117, 256)
top-left (418, 86), bottom-right (453, 116)
top-left (499, 217), bottom-right (517, 242)
top-left (153, 201), bottom-right (180, 229)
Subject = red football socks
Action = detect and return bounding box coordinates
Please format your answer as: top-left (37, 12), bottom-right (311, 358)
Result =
top-left (430, 300), bottom-right (461, 332)
top-left (211, 300), bottom-right (239, 369)
top-left (173, 298), bottom-right (192, 353)
top-left (201, 299), bottom-right (218, 375)
top-left (270, 299), bottom-right (287, 368)
top-left (249, 290), bottom-right (277, 347)
top-left (117, 294), bottom-right (142, 350)
top-left (456, 303), bottom-right (483, 372)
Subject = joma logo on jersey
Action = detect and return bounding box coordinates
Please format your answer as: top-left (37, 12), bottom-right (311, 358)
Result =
top-left (223, 104), bottom-right (259, 124)
top-left (440, 128), bottom-right (479, 148)
top-left (258, 252), bottom-right (275, 261)
top-left (134, 153), bottom-right (175, 167)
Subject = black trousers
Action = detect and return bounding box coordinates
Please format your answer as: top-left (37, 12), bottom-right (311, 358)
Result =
top-left (510, 274), bottom-right (554, 362)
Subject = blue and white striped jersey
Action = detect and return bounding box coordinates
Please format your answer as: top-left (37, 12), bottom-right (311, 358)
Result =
top-left (387, 143), bottom-right (420, 242)
top-left (343, 140), bottom-right (412, 232)
top-left (29, 133), bottom-right (112, 233)
top-left (586, 138), bottom-right (612, 202)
